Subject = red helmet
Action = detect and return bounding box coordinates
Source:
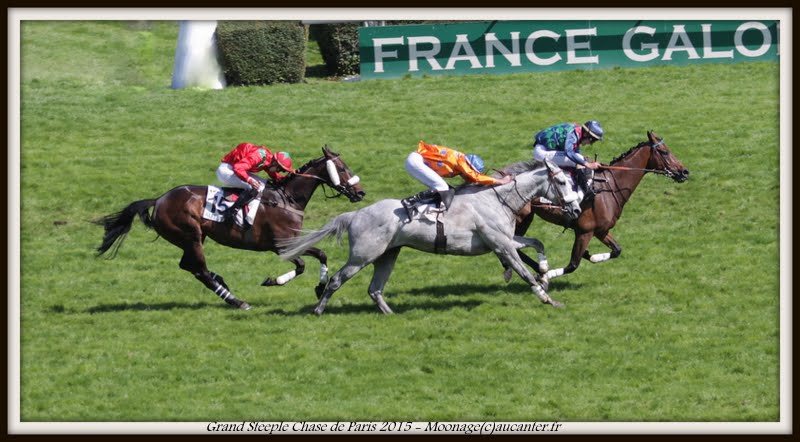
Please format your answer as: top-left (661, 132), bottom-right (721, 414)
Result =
top-left (274, 151), bottom-right (293, 172)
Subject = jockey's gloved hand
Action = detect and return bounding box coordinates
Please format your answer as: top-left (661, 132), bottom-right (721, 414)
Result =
top-left (247, 178), bottom-right (265, 193)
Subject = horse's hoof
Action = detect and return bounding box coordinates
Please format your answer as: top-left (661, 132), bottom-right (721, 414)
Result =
top-left (313, 308), bottom-right (324, 316)
top-left (549, 300), bottom-right (564, 308)
top-left (376, 302), bottom-right (394, 314)
top-left (261, 277), bottom-right (276, 287)
top-left (239, 302), bottom-right (252, 310)
top-left (502, 268), bottom-right (513, 283)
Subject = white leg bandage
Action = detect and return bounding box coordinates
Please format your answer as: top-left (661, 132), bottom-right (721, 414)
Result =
top-left (275, 270), bottom-right (297, 285)
top-left (589, 252), bottom-right (612, 263)
top-left (319, 264), bottom-right (329, 284)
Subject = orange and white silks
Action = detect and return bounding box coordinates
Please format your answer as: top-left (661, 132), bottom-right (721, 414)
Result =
top-left (416, 141), bottom-right (502, 185)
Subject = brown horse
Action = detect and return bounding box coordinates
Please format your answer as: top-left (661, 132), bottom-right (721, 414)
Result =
top-left (95, 146), bottom-right (365, 310)
top-left (500, 131), bottom-right (689, 283)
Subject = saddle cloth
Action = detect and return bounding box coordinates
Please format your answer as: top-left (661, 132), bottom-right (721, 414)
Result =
top-left (408, 203), bottom-right (445, 223)
top-left (203, 185), bottom-right (260, 226)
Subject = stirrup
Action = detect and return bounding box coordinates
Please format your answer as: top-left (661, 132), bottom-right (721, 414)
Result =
top-left (221, 207), bottom-right (238, 222)
top-left (401, 198), bottom-right (418, 219)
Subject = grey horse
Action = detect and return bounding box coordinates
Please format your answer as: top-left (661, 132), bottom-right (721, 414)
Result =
top-left (279, 160), bottom-right (581, 315)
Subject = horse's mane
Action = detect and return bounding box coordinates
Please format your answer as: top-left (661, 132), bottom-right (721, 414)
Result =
top-left (497, 159), bottom-right (544, 175)
top-left (293, 158), bottom-right (321, 175)
top-left (454, 159), bottom-right (544, 193)
top-left (610, 141), bottom-right (650, 164)
top-left (291, 149), bottom-right (341, 176)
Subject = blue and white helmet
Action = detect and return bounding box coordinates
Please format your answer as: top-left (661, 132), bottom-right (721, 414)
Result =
top-left (465, 154), bottom-right (485, 173)
top-left (583, 120), bottom-right (604, 141)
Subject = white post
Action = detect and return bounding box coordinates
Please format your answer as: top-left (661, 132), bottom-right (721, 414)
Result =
top-left (171, 20), bottom-right (226, 90)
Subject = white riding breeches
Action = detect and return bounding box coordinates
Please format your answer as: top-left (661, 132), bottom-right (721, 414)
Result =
top-left (533, 145), bottom-right (587, 201)
top-left (405, 152), bottom-right (449, 192)
top-left (533, 144), bottom-right (579, 169)
top-left (216, 163), bottom-right (266, 189)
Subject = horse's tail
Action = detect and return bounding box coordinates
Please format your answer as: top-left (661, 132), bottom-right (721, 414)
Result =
top-left (278, 211), bottom-right (357, 261)
top-left (94, 199), bottom-right (157, 258)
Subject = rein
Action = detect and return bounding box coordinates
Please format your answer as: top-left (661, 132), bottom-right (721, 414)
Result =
top-left (599, 165), bottom-right (667, 174)
top-left (499, 168), bottom-right (573, 213)
top-left (600, 139), bottom-right (671, 176)
top-left (287, 158), bottom-right (360, 200)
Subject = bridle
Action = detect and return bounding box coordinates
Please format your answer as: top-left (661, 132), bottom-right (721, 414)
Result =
top-left (286, 157), bottom-right (362, 202)
top-left (511, 166), bottom-right (578, 213)
top-left (599, 139), bottom-right (674, 177)
top-left (538, 166), bottom-right (579, 213)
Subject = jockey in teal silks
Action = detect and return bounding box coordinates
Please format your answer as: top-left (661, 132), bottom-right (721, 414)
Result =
top-left (532, 120), bottom-right (604, 201)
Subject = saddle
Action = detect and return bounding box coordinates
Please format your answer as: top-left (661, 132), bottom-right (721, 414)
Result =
top-left (202, 186), bottom-right (260, 226)
top-left (403, 198), bottom-right (448, 254)
top-left (567, 168), bottom-right (603, 201)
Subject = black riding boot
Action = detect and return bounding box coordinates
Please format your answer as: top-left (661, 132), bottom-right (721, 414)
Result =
top-left (222, 187), bottom-right (258, 222)
top-left (575, 169), bottom-right (595, 200)
top-left (401, 189), bottom-right (440, 219)
top-left (438, 188), bottom-right (455, 211)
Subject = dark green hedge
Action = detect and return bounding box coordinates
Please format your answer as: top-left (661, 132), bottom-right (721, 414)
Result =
top-left (216, 21), bottom-right (306, 86)
top-left (311, 23), bottom-right (361, 77)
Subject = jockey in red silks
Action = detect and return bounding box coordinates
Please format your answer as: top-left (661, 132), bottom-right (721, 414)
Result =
top-left (532, 120), bottom-right (604, 200)
top-left (216, 142), bottom-right (293, 221)
top-left (402, 140), bottom-right (512, 217)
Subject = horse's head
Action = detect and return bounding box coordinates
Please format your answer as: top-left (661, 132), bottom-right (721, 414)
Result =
top-left (645, 131), bottom-right (690, 183)
top-left (543, 160), bottom-right (582, 220)
top-left (319, 146), bottom-right (366, 202)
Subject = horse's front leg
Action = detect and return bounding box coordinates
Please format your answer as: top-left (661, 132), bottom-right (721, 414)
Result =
top-left (502, 236), bottom-right (548, 285)
top-left (481, 228), bottom-right (562, 308)
top-left (581, 231), bottom-right (622, 263)
top-left (261, 257), bottom-right (305, 287)
top-left (513, 236), bottom-right (549, 273)
top-left (497, 247), bottom-right (562, 308)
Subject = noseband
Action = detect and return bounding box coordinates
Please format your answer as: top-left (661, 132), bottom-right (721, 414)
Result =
top-left (292, 158), bottom-right (362, 202)
top-left (527, 168), bottom-right (578, 213)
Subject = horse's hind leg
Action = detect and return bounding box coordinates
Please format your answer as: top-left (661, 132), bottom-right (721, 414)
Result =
top-left (367, 247), bottom-right (401, 314)
top-left (306, 248), bottom-right (330, 299)
top-left (546, 230), bottom-right (593, 280)
top-left (314, 261), bottom-right (368, 316)
top-left (581, 231), bottom-right (622, 264)
top-left (180, 242), bottom-right (251, 310)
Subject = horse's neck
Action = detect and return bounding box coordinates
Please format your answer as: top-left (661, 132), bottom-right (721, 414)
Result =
top-left (605, 146), bottom-right (651, 205)
top-left (281, 174), bottom-right (321, 209)
top-left (510, 170), bottom-right (551, 212)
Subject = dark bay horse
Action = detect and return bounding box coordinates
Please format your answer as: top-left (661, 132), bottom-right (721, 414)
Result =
top-left (500, 131), bottom-right (689, 283)
top-left (95, 146), bottom-right (365, 310)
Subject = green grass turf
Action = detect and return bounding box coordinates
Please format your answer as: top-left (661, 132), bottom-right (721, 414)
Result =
top-left (18, 21), bottom-right (779, 422)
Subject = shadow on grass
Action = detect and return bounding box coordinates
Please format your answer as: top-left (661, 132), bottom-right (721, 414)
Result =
top-left (68, 281), bottom-right (583, 316)
top-left (399, 280), bottom-right (585, 297)
top-left (257, 297), bottom-right (485, 317)
top-left (255, 280), bottom-right (585, 317)
top-left (77, 301), bottom-right (227, 314)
